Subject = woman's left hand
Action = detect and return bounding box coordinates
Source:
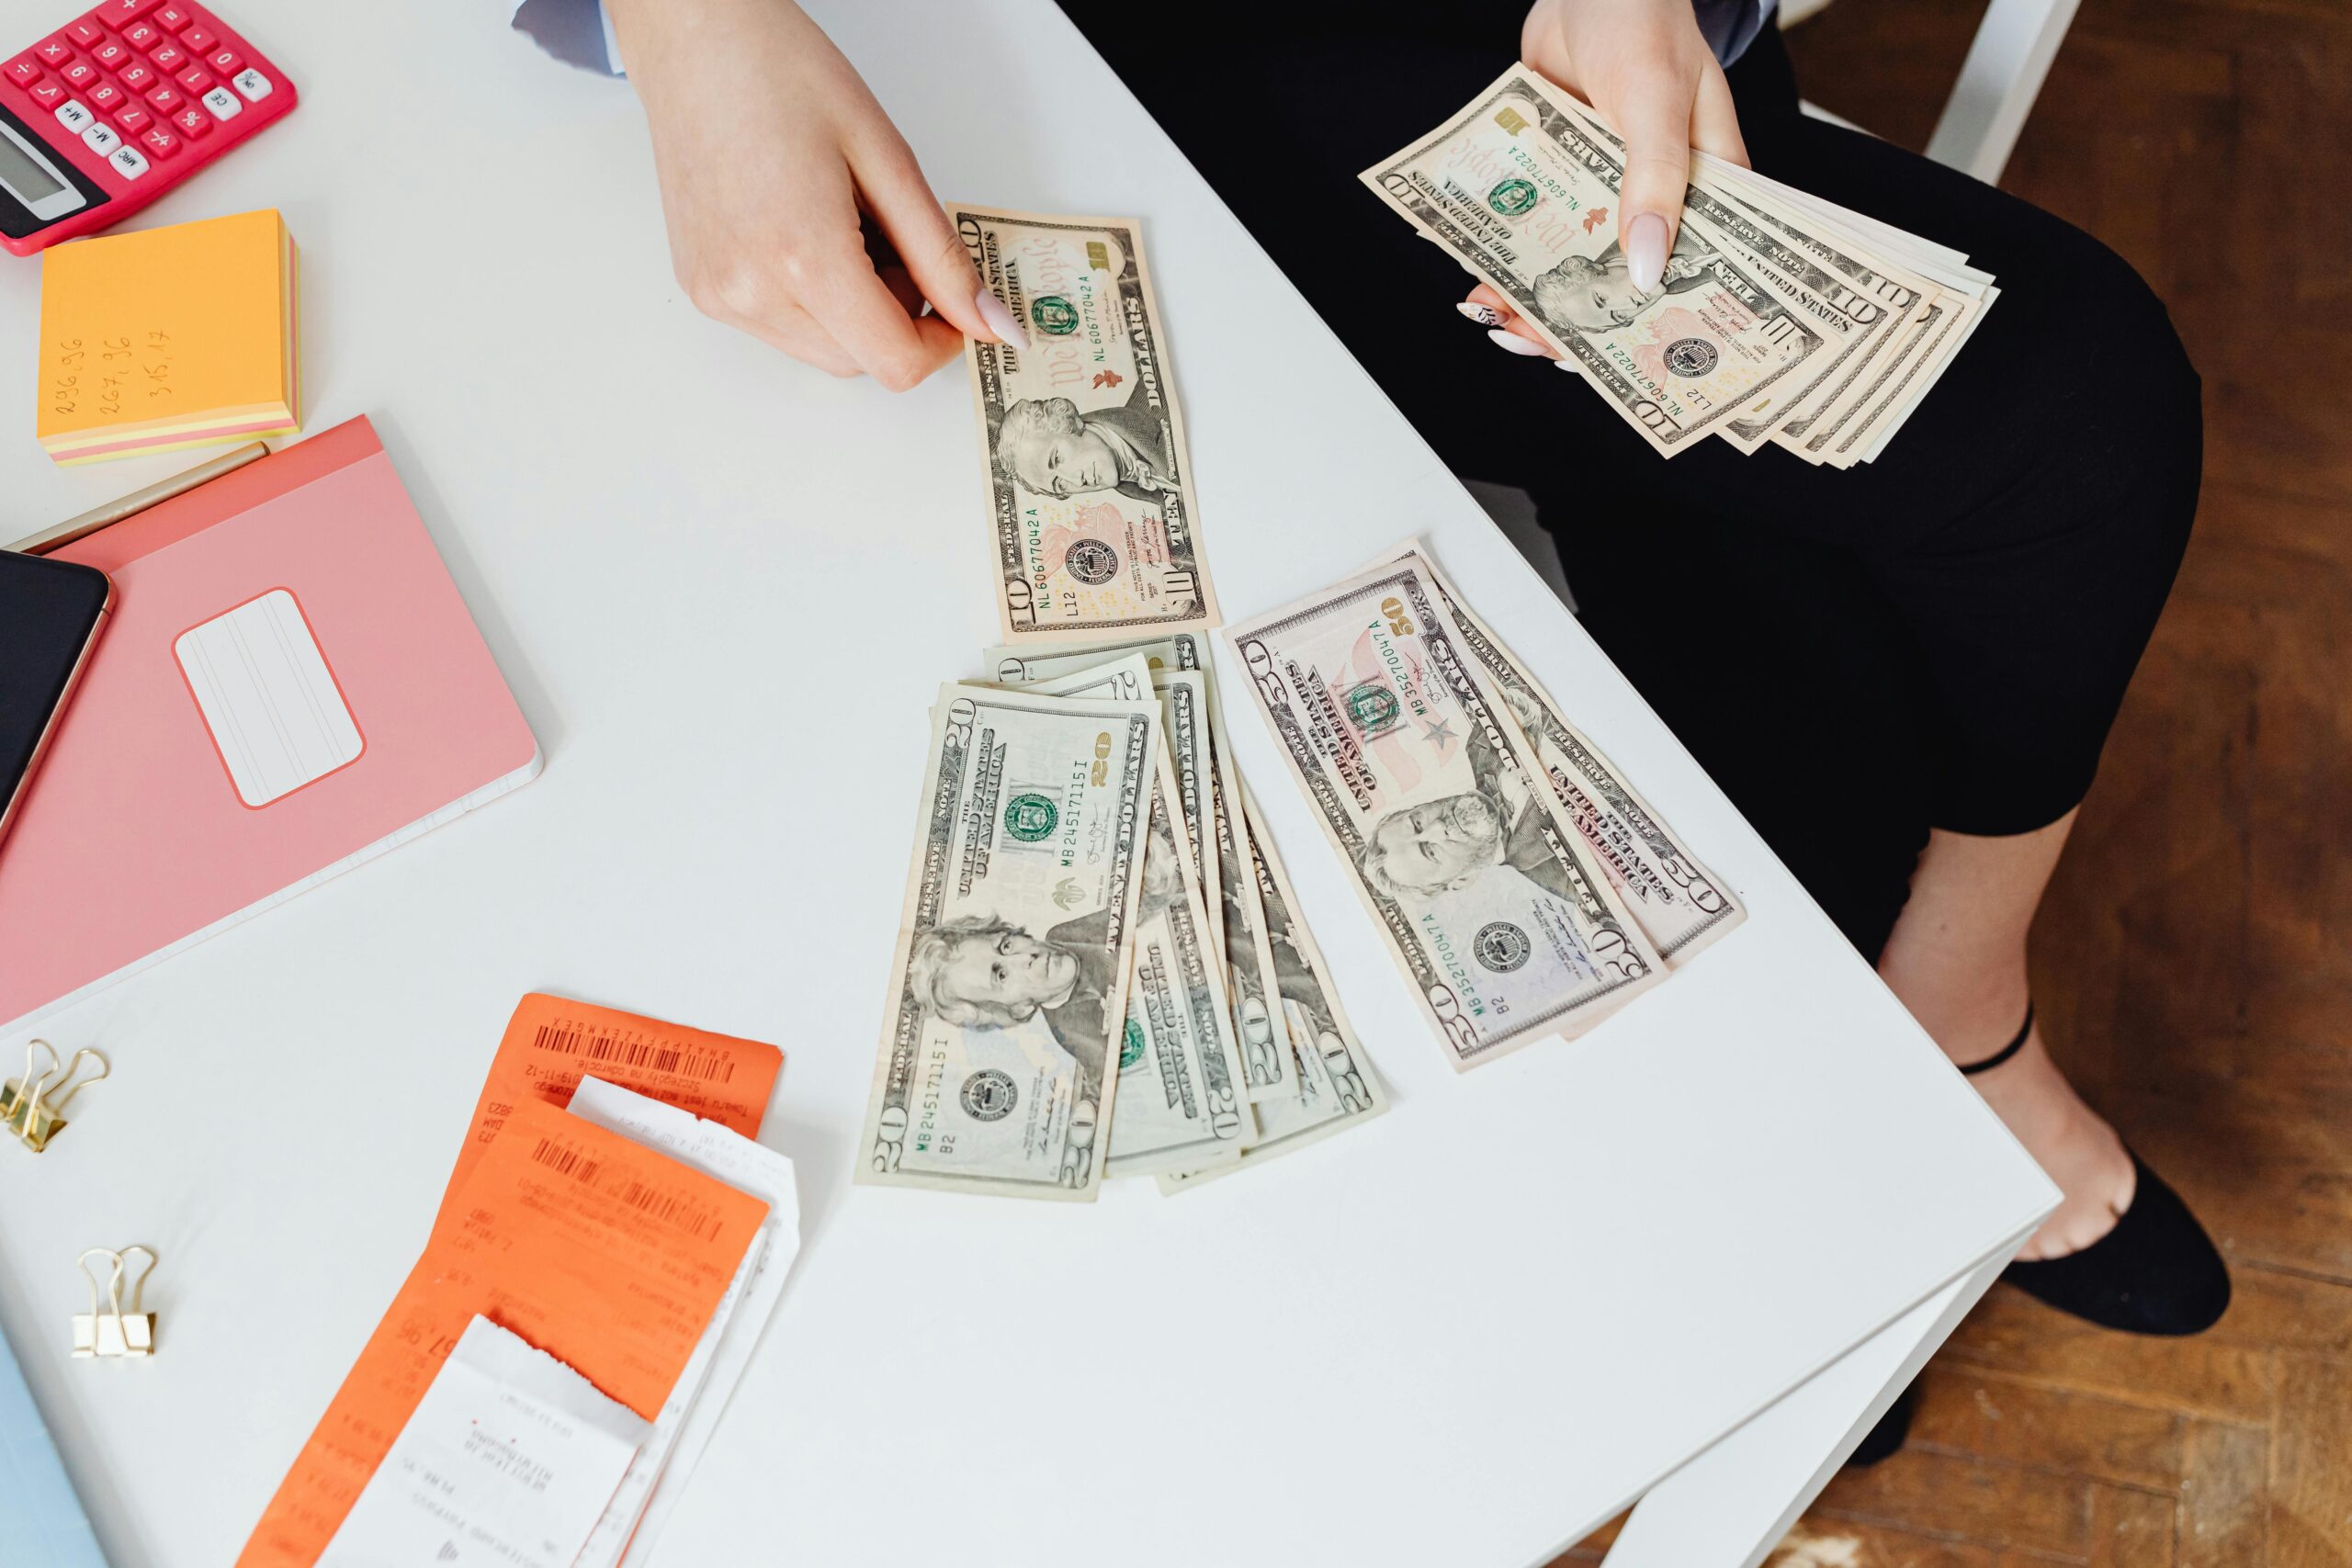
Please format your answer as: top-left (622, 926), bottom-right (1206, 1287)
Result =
top-left (1467, 0), bottom-right (1751, 358)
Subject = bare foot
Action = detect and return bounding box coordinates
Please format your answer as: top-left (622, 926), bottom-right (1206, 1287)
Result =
top-left (1962, 1024), bottom-right (2137, 1259)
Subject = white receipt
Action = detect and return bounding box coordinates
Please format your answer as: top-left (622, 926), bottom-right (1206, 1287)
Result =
top-left (321, 1315), bottom-right (649, 1568)
top-left (565, 1077), bottom-right (802, 1568)
top-left (175, 589), bottom-right (364, 806)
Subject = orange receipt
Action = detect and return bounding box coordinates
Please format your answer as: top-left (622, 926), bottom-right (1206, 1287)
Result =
top-left (437, 993), bottom-right (784, 1230)
top-left (236, 1096), bottom-right (770, 1567)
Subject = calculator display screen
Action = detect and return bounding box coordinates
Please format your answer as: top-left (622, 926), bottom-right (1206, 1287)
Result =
top-left (0, 130), bottom-right (65, 206)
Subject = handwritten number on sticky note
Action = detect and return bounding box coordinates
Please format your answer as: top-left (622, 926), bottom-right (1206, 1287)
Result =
top-left (51, 337), bottom-right (85, 415)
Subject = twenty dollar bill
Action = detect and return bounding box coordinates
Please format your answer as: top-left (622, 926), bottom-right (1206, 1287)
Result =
top-left (858, 683), bottom-right (1156, 1200)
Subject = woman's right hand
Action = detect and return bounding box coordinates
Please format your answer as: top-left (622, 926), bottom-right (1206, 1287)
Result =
top-left (1476, 0), bottom-right (1750, 355)
top-left (605, 0), bottom-right (1027, 389)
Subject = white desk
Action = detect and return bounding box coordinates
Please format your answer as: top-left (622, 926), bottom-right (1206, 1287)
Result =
top-left (0, 3), bottom-right (2056, 1564)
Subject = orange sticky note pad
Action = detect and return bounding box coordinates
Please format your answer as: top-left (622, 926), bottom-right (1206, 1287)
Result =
top-left (36, 209), bottom-right (300, 466)
top-left (437, 993), bottom-right (786, 1230)
top-left (237, 1096), bottom-right (770, 1567)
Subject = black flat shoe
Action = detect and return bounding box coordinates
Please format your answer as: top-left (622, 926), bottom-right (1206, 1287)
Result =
top-left (2001, 1154), bottom-right (2231, 1335)
top-left (1844, 1379), bottom-right (1916, 1468)
top-left (1961, 1006), bottom-right (2233, 1337)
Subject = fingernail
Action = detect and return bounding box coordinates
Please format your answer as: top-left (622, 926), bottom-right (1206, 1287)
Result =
top-left (1457, 302), bottom-right (1506, 327)
top-left (975, 286), bottom-right (1030, 350)
top-left (1487, 328), bottom-right (1549, 357)
top-left (1626, 213), bottom-right (1668, 295)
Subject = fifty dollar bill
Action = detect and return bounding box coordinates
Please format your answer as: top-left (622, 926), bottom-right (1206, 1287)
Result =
top-left (1227, 560), bottom-right (1664, 1068)
top-left (1367, 542), bottom-right (1745, 962)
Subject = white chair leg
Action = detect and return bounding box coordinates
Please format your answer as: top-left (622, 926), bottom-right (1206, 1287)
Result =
top-left (1924, 0), bottom-right (2084, 184)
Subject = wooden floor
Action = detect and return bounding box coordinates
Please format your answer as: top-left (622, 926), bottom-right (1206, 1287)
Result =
top-left (1561, 0), bottom-right (2352, 1560)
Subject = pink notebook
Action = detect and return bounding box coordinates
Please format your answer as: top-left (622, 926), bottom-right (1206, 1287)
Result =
top-left (0, 417), bottom-right (542, 1033)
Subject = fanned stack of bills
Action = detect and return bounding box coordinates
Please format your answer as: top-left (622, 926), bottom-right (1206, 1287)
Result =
top-left (1362, 67), bottom-right (1997, 465)
top-left (1227, 545), bottom-right (1743, 1071)
top-left (855, 636), bottom-right (1389, 1201)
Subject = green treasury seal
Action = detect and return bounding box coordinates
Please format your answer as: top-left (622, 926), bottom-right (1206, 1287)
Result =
top-left (1487, 177), bottom-right (1540, 217)
top-left (1030, 295), bottom-right (1080, 335)
top-left (1003, 793), bottom-right (1059, 842)
top-left (1345, 681), bottom-right (1402, 738)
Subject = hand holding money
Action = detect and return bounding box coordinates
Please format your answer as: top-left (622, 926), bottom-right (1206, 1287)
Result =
top-left (955, 207), bottom-right (1219, 642)
top-left (1364, 68), bottom-right (1996, 464)
top-left (1518, 0), bottom-right (1751, 286)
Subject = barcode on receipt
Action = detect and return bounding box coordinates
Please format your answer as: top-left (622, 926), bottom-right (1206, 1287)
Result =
top-left (527, 1136), bottom-right (726, 1240)
top-left (531, 1023), bottom-right (738, 1082)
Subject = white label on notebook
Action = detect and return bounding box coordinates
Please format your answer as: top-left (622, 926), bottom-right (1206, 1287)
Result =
top-left (175, 590), bottom-right (364, 807)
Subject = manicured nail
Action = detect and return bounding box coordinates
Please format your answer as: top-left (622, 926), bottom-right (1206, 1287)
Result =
top-left (1487, 328), bottom-right (1548, 357)
top-left (1625, 213), bottom-right (1667, 295)
top-left (974, 286), bottom-right (1030, 350)
top-left (1457, 302), bottom-right (1506, 327)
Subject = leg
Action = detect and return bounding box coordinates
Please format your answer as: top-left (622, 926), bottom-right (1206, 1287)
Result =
top-left (1877, 815), bottom-right (2138, 1258)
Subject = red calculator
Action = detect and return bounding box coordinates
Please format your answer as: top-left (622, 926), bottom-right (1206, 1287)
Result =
top-left (0, 0), bottom-right (295, 256)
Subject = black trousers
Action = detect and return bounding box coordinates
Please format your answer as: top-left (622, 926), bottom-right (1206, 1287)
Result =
top-left (1065, 7), bottom-right (2203, 963)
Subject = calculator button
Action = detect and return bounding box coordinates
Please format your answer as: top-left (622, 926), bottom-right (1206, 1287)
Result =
top-left (122, 21), bottom-right (161, 49)
top-left (230, 67), bottom-right (269, 102)
top-left (94, 0), bottom-right (165, 22)
top-left (62, 60), bottom-right (102, 91)
top-left (36, 38), bottom-right (77, 67)
top-left (106, 143), bottom-right (148, 178)
top-left (154, 4), bottom-right (193, 29)
top-left (55, 98), bottom-right (95, 134)
top-left (139, 124), bottom-right (178, 158)
top-left (93, 39), bottom-right (133, 70)
top-left (175, 65), bottom-right (209, 93)
top-left (5, 56), bottom-right (42, 88)
top-left (114, 103), bottom-right (150, 132)
top-left (148, 41), bottom-right (186, 71)
top-left (87, 80), bottom-right (125, 111)
top-left (179, 24), bottom-right (216, 52)
top-left (198, 83), bottom-right (239, 120)
top-left (29, 79), bottom-right (69, 108)
top-left (118, 61), bottom-right (154, 90)
top-left (206, 48), bottom-right (242, 77)
top-left (65, 20), bottom-right (108, 47)
top-left (82, 121), bottom-right (121, 156)
top-left (145, 83), bottom-right (181, 111)
top-left (171, 104), bottom-right (209, 138)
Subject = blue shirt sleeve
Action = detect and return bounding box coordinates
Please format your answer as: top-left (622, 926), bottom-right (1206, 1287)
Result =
top-left (1694, 0), bottom-right (1778, 66)
top-left (510, 0), bottom-right (624, 74)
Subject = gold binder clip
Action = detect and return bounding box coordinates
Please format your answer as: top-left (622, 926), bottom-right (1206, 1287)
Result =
top-left (73, 1247), bottom-right (157, 1359)
top-left (1, 1040), bottom-right (108, 1153)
